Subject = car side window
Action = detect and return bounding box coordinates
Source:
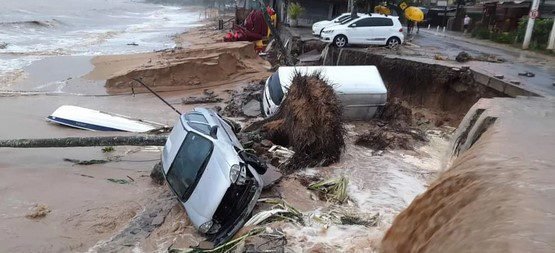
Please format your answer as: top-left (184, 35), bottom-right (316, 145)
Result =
top-left (371, 18), bottom-right (394, 26)
top-left (353, 18), bottom-right (394, 27)
top-left (352, 18), bottom-right (373, 27)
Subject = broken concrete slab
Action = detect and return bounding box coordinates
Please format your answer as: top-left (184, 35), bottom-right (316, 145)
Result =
top-left (242, 99), bottom-right (261, 117)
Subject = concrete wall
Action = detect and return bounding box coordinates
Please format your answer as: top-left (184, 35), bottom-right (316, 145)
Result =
top-left (382, 96), bottom-right (555, 253)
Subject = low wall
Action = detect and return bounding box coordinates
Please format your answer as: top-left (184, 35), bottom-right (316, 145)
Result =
top-left (381, 96), bottom-right (555, 253)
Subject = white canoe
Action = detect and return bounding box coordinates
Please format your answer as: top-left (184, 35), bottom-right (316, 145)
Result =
top-left (47, 105), bottom-right (166, 132)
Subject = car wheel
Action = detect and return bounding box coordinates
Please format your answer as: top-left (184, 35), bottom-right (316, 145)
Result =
top-left (333, 35), bottom-right (348, 48)
top-left (386, 37), bottom-right (401, 48)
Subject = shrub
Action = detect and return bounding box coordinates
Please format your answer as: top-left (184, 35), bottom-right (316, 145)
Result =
top-left (516, 17), bottom-right (554, 49)
top-left (287, 2), bottom-right (304, 20)
top-left (471, 26), bottom-right (491, 39)
top-left (490, 32), bottom-right (516, 44)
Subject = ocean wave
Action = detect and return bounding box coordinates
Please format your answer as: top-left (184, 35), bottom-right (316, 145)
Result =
top-left (0, 19), bottom-right (61, 28)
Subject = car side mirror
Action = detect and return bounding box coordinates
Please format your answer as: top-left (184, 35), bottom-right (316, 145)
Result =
top-left (349, 23), bottom-right (357, 28)
top-left (210, 125), bottom-right (218, 139)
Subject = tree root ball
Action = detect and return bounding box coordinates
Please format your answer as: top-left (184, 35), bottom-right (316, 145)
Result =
top-left (261, 72), bottom-right (346, 172)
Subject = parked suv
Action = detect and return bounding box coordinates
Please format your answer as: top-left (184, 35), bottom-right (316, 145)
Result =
top-left (161, 108), bottom-right (266, 245)
top-left (320, 14), bottom-right (404, 48)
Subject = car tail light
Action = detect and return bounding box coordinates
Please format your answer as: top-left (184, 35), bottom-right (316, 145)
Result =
top-left (399, 28), bottom-right (403, 32)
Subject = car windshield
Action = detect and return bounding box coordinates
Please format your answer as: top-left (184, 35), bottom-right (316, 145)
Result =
top-left (267, 71), bottom-right (284, 105)
top-left (339, 16), bottom-right (356, 25)
top-left (166, 131), bottom-right (213, 202)
top-left (334, 14), bottom-right (350, 22)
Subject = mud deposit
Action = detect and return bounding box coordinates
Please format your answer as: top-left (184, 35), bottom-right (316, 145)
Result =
top-left (382, 97), bottom-right (555, 253)
top-left (86, 42), bottom-right (271, 94)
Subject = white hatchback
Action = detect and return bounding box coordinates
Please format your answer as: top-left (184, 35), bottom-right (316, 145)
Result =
top-left (320, 14), bottom-right (404, 48)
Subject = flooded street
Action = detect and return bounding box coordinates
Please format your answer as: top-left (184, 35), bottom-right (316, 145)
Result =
top-left (412, 30), bottom-right (555, 96)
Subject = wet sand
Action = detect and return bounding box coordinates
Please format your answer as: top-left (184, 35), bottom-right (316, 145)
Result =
top-left (0, 144), bottom-right (166, 252)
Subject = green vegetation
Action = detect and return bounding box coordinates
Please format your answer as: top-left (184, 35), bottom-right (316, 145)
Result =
top-left (471, 26), bottom-right (491, 39)
top-left (471, 18), bottom-right (553, 51)
top-left (308, 176), bottom-right (349, 204)
top-left (102, 146), bottom-right (115, 152)
top-left (287, 2), bottom-right (304, 20)
top-left (516, 18), bottom-right (554, 49)
top-left (490, 32), bottom-right (516, 44)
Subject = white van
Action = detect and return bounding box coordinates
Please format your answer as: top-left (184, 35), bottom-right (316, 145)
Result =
top-left (261, 66), bottom-right (388, 120)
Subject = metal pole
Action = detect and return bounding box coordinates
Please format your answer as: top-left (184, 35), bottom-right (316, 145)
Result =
top-left (522, 0), bottom-right (540, 49)
top-left (547, 17), bottom-right (555, 50)
top-left (131, 78), bottom-right (182, 115)
top-left (444, 5), bottom-right (447, 28)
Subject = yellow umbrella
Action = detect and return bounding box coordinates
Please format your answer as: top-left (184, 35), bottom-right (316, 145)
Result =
top-left (404, 6), bottom-right (424, 22)
top-left (374, 5), bottom-right (391, 15)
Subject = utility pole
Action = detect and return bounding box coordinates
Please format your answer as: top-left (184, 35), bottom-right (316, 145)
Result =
top-left (547, 17), bottom-right (555, 50)
top-left (522, 0), bottom-right (541, 49)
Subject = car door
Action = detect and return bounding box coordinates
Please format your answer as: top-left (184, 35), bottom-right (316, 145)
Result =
top-left (345, 17), bottom-right (373, 44)
top-left (367, 17), bottom-right (395, 45)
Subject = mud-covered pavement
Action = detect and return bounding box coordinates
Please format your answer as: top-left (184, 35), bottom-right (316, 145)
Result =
top-left (408, 30), bottom-right (555, 96)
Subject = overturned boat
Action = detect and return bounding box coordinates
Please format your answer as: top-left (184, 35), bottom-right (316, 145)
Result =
top-left (46, 105), bottom-right (166, 132)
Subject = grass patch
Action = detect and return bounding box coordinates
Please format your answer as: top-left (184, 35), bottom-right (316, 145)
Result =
top-left (102, 146), bottom-right (115, 153)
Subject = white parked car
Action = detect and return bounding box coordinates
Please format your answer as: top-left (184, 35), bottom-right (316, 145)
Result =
top-left (162, 108), bottom-right (266, 245)
top-left (320, 14), bottom-right (404, 48)
top-left (261, 66), bottom-right (387, 121)
top-left (312, 13), bottom-right (368, 36)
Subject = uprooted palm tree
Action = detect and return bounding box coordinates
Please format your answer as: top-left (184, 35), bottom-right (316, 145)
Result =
top-left (259, 72), bottom-right (346, 172)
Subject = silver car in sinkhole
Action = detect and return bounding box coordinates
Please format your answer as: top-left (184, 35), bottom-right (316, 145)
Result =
top-left (161, 107), bottom-right (266, 245)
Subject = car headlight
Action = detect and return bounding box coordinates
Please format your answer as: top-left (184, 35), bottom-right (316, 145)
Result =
top-left (322, 30), bottom-right (333, 33)
top-left (199, 220), bottom-right (213, 233)
top-left (229, 164), bottom-right (241, 183)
